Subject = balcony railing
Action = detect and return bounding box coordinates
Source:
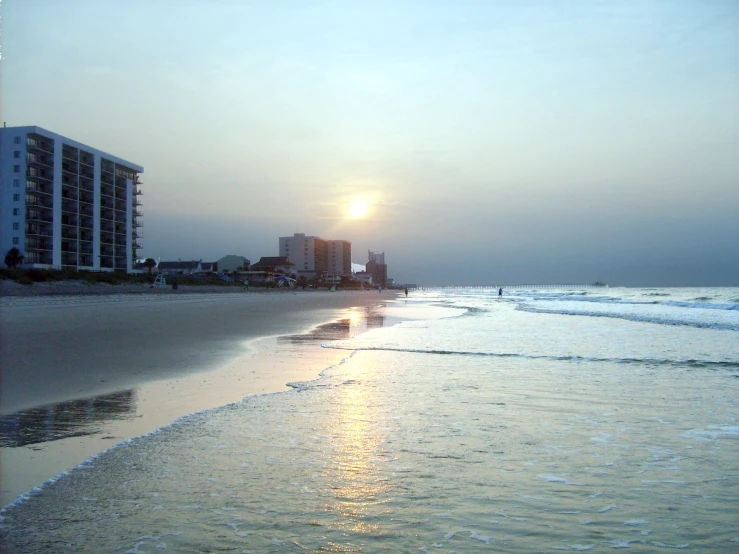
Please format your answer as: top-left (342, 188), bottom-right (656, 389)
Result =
top-left (26, 196), bottom-right (54, 208)
top-left (26, 180), bottom-right (53, 195)
top-left (27, 137), bottom-right (54, 154)
top-left (27, 155), bottom-right (53, 169)
top-left (27, 211), bottom-right (54, 223)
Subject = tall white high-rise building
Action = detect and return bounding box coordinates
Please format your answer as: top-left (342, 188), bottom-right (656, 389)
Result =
top-left (0, 126), bottom-right (144, 272)
top-left (279, 233), bottom-right (351, 277)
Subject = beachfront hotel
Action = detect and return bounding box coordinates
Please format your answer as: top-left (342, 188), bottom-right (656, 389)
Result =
top-left (279, 233), bottom-right (351, 278)
top-left (0, 126), bottom-right (143, 272)
top-left (367, 250), bottom-right (388, 287)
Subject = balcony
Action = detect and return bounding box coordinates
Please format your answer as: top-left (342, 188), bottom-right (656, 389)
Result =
top-left (26, 221), bottom-right (52, 235)
top-left (27, 154), bottom-right (53, 169)
top-left (26, 195), bottom-right (54, 209)
top-left (133, 187), bottom-right (144, 196)
top-left (61, 201), bottom-right (79, 214)
top-left (26, 179), bottom-right (53, 195)
top-left (26, 209), bottom-right (54, 224)
top-left (62, 229), bottom-right (79, 240)
top-left (62, 254), bottom-right (79, 266)
top-left (27, 136), bottom-right (54, 154)
top-left (27, 167), bottom-right (51, 180)
top-left (25, 251), bottom-right (53, 265)
top-left (61, 189), bottom-right (79, 201)
top-left (26, 238), bottom-right (53, 251)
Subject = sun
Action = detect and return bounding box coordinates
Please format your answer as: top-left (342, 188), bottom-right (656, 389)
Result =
top-left (348, 202), bottom-right (368, 219)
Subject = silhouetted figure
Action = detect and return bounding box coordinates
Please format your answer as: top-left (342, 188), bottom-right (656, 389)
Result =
top-left (498, 287), bottom-right (503, 297)
top-left (404, 288), bottom-right (408, 297)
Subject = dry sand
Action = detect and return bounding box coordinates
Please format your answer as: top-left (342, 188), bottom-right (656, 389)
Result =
top-left (0, 285), bottom-right (399, 505)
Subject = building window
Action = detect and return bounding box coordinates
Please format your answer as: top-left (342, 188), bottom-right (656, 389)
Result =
top-left (13, 223), bottom-right (20, 230)
top-left (14, 179), bottom-right (20, 187)
top-left (14, 165), bottom-right (20, 173)
top-left (14, 136), bottom-right (21, 144)
top-left (14, 151), bottom-right (21, 158)
top-left (13, 208), bottom-right (19, 215)
top-left (13, 194), bottom-right (20, 201)
top-left (13, 237), bottom-right (19, 245)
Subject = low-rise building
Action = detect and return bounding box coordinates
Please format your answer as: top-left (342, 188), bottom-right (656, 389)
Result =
top-left (217, 255), bottom-right (250, 272)
top-left (250, 256), bottom-right (296, 274)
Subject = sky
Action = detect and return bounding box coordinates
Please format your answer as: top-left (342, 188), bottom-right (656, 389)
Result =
top-left (2, 0), bottom-right (738, 286)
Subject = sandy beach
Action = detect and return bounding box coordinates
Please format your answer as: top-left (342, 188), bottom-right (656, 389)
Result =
top-left (0, 285), bottom-right (399, 505)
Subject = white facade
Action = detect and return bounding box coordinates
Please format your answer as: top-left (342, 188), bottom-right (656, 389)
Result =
top-left (279, 233), bottom-right (328, 276)
top-left (0, 126), bottom-right (143, 272)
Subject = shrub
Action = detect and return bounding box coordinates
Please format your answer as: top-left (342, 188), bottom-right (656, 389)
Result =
top-left (27, 269), bottom-right (49, 282)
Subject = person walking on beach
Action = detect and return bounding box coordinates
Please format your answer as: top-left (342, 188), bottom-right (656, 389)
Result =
top-left (404, 288), bottom-right (408, 297)
top-left (498, 287), bottom-right (503, 297)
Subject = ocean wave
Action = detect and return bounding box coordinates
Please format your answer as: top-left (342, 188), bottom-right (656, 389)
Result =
top-left (515, 304), bottom-right (738, 331)
top-left (320, 344), bottom-right (739, 370)
top-left (661, 300), bottom-right (738, 311)
top-left (515, 294), bottom-right (737, 312)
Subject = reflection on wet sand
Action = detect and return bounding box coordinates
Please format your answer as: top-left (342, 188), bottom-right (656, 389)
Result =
top-left (280, 305), bottom-right (387, 343)
top-left (0, 390), bottom-right (136, 448)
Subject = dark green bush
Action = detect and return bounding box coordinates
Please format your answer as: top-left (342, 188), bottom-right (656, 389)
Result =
top-left (27, 269), bottom-right (49, 282)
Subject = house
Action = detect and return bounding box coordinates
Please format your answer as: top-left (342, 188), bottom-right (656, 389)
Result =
top-left (217, 255), bottom-right (250, 273)
top-left (199, 262), bottom-right (218, 273)
top-left (354, 271), bottom-right (373, 285)
top-left (158, 260), bottom-right (203, 275)
top-left (250, 256), bottom-right (296, 274)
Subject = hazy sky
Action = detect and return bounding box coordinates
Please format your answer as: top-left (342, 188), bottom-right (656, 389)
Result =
top-left (3, 0), bottom-right (738, 286)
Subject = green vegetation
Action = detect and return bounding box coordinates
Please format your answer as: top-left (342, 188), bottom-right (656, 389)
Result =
top-left (0, 268), bottom-right (156, 286)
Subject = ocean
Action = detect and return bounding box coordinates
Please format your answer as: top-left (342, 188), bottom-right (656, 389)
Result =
top-left (1, 287), bottom-right (738, 552)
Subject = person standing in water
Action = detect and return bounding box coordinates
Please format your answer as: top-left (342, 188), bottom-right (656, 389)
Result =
top-left (498, 287), bottom-right (503, 297)
top-left (404, 288), bottom-right (408, 297)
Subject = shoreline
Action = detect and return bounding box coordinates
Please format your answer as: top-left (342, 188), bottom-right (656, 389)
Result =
top-left (1, 290), bottom-right (400, 505)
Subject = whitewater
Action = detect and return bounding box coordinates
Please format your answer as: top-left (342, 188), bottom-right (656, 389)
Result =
top-left (1, 287), bottom-right (737, 552)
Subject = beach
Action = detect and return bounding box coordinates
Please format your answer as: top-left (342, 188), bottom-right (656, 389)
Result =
top-left (1, 286), bottom-right (737, 552)
top-left (0, 285), bottom-right (400, 505)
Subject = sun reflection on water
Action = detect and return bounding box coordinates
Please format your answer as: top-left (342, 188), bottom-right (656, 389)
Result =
top-left (323, 358), bottom-right (390, 536)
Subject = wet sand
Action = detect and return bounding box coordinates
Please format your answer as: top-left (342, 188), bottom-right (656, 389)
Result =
top-left (0, 289), bottom-right (398, 505)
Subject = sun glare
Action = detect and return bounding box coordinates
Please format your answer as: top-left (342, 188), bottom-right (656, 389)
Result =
top-left (348, 202), bottom-right (368, 219)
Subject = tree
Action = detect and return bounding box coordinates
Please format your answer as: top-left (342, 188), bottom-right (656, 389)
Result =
top-left (143, 258), bottom-right (157, 275)
top-left (4, 247), bottom-right (25, 269)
